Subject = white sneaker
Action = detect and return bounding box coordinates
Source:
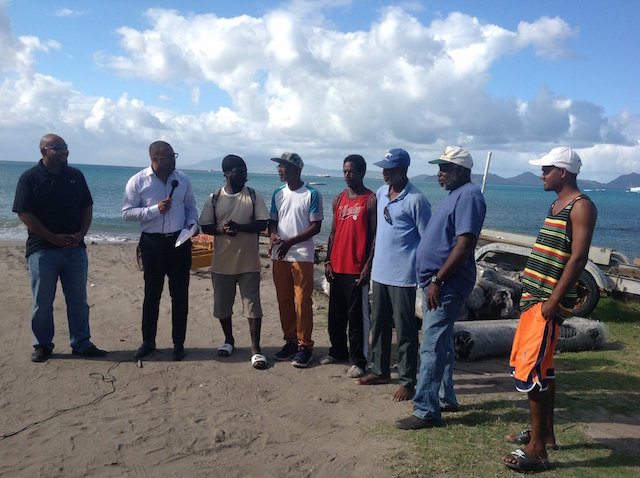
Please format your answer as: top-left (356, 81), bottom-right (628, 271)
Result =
top-left (347, 365), bottom-right (366, 378)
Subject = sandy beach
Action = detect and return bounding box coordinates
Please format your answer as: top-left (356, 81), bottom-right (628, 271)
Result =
top-left (1, 241), bottom-right (638, 477)
top-left (1, 241), bottom-right (406, 477)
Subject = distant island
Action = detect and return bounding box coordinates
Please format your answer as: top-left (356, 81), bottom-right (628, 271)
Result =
top-left (411, 171), bottom-right (640, 190)
top-left (188, 156), bottom-right (640, 190)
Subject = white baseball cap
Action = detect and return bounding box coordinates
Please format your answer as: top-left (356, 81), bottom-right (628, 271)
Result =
top-left (429, 146), bottom-right (473, 170)
top-left (529, 146), bottom-right (582, 174)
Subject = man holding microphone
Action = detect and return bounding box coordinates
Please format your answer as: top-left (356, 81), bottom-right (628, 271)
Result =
top-left (122, 141), bottom-right (198, 361)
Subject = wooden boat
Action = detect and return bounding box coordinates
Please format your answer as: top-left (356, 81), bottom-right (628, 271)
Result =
top-left (191, 234), bottom-right (214, 269)
top-left (135, 233), bottom-right (214, 271)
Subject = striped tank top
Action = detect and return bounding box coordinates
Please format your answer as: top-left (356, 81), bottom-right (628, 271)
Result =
top-left (519, 194), bottom-right (591, 324)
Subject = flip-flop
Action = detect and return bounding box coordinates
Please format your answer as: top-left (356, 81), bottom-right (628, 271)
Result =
top-left (506, 430), bottom-right (560, 450)
top-left (217, 343), bottom-right (234, 357)
top-left (502, 448), bottom-right (549, 473)
top-left (506, 430), bottom-right (532, 445)
top-left (251, 353), bottom-right (267, 370)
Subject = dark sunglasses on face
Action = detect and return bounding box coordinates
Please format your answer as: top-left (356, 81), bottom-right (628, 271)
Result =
top-left (154, 153), bottom-right (179, 160)
top-left (226, 167), bottom-right (247, 174)
top-left (44, 144), bottom-right (68, 151)
top-left (439, 163), bottom-right (455, 173)
top-left (383, 205), bottom-right (392, 225)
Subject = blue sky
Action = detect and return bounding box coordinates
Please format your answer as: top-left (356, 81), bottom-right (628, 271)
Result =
top-left (1, 0), bottom-right (638, 180)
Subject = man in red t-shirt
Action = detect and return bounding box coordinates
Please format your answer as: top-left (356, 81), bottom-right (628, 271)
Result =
top-left (322, 154), bottom-right (377, 378)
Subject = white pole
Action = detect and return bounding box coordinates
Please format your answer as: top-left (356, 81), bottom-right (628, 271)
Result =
top-left (481, 151), bottom-right (492, 194)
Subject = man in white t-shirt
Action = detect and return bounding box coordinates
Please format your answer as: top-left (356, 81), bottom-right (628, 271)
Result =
top-left (269, 152), bottom-right (323, 368)
top-left (199, 155), bottom-right (270, 369)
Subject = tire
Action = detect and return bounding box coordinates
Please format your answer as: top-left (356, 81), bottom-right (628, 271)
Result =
top-left (572, 270), bottom-right (600, 317)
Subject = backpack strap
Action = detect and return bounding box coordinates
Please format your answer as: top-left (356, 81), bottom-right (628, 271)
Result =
top-left (247, 187), bottom-right (256, 221)
top-left (210, 188), bottom-right (222, 228)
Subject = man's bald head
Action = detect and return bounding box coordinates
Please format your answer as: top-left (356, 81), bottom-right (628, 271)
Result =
top-left (40, 134), bottom-right (65, 151)
top-left (38, 133), bottom-right (69, 171)
top-left (149, 141), bottom-right (172, 156)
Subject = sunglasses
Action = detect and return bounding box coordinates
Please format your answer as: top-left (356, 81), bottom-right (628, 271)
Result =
top-left (439, 163), bottom-right (456, 173)
top-left (154, 153), bottom-right (179, 160)
top-left (44, 144), bottom-right (68, 151)
top-left (383, 205), bottom-right (392, 225)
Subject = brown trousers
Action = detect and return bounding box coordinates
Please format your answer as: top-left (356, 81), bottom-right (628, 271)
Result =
top-left (272, 260), bottom-right (314, 349)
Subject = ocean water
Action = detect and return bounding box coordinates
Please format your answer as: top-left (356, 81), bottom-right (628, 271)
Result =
top-left (2, 160), bottom-right (639, 260)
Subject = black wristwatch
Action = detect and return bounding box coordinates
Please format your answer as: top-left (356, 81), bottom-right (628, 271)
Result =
top-left (431, 275), bottom-right (445, 287)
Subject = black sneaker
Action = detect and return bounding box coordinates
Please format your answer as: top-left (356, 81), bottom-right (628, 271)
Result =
top-left (395, 415), bottom-right (445, 430)
top-left (439, 402), bottom-right (460, 413)
top-left (292, 347), bottom-right (312, 368)
top-left (172, 344), bottom-right (185, 361)
top-left (72, 344), bottom-right (108, 357)
top-left (274, 341), bottom-right (297, 361)
top-left (134, 341), bottom-right (156, 360)
top-left (31, 347), bottom-right (52, 363)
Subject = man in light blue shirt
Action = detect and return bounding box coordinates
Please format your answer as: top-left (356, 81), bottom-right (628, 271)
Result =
top-left (122, 141), bottom-right (198, 361)
top-left (358, 148), bottom-right (431, 402)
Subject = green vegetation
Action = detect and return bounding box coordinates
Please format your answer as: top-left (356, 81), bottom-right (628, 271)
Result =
top-left (557, 299), bottom-right (640, 417)
top-left (383, 298), bottom-right (640, 477)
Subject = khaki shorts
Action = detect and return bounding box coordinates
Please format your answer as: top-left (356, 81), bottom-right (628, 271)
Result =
top-left (212, 271), bottom-right (262, 319)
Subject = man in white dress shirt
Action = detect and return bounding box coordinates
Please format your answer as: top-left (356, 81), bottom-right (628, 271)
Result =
top-left (122, 141), bottom-right (198, 361)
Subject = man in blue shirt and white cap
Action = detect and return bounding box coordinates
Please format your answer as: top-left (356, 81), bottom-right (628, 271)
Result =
top-left (396, 145), bottom-right (486, 429)
top-left (358, 148), bottom-right (431, 402)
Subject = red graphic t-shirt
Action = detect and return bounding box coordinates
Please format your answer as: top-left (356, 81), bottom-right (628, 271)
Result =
top-left (330, 190), bottom-right (373, 274)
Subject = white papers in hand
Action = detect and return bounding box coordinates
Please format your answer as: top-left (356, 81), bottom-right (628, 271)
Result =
top-left (175, 224), bottom-right (198, 247)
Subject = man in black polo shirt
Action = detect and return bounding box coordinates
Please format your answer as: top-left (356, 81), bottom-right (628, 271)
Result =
top-left (13, 133), bottom-right (107, 362)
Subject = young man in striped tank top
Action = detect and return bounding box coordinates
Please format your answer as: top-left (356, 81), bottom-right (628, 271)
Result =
top-left (322, 155), bottom-right (376, 378)
top-left (502, 147), bottom-right (597, 473)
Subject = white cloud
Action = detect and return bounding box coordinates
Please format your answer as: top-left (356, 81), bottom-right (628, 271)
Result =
top-left (54, 8), bottom-right (87, 18)
top-left (190, 86), bottom-right (200, 105)
top-left (574, 144), bottom-right (640, 180)
top-left (0, 4), bottom-right (61, 76)
top-left (0, 3), bottom-right (637, 180)
top-left (516, 16), bottom-right (578, 59)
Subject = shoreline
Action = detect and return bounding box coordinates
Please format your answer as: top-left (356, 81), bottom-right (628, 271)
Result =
top-left (3, 161), bottom-right (640, 260)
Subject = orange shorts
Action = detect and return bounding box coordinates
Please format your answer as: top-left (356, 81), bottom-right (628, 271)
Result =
top-left (509, 302), bottom-right (559, 392)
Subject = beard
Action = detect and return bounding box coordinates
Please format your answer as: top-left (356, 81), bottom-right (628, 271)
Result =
top-left (441, 168), bottom-right (466, 190)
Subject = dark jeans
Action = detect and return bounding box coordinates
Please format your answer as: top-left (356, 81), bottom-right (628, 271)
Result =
top-left (369, 281), bottom-right (418, 388)
top-left (139, 232), bottom-right (191, 345)
top-left (328, 273), bottom-right (370, 369)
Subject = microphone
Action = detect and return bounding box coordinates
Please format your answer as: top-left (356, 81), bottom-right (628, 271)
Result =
top-left (169, 179), bottom-right (179, 198)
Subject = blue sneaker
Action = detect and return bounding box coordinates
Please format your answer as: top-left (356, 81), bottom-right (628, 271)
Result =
top-left (292, 347), bottom-right (312, 368)
top-left (274, 341), bottom-right (297, 361)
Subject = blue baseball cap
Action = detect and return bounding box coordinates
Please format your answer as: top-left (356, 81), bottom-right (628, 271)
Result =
top-left (374, 148), bottom-right (410, 169)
